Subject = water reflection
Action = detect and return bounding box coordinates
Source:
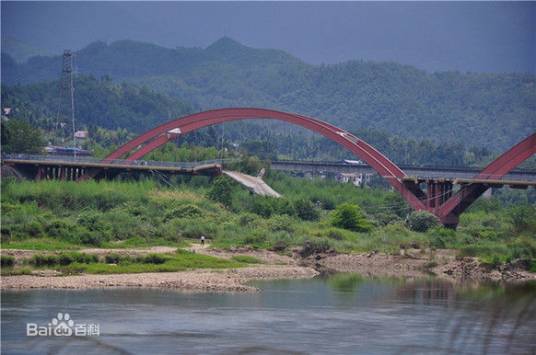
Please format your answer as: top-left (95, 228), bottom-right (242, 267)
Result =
top-left (2, 276), bottom-right (535, 354)
top-left (325, 275), bottom-right (536, 354)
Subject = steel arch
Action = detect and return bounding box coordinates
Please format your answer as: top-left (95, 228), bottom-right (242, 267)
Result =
top-left (105, 108), bottom-right (535, 227)
top-left (105, 108), bottom-right (427, 210)
top-left (438, 132), bottom-right (536, 224)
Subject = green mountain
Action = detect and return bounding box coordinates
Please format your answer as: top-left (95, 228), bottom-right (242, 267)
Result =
top-left (0, 36), bottom-right (53, 63)
top-left (1, 76), bottom-right (192, 132)
top-left (2, 37), bottom-right (535, 151)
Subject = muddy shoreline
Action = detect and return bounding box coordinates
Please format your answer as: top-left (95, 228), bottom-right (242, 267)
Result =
top-left (2, 247), bottom-right (534, 291)
top-left (311, 250), bottom-right (536, 283)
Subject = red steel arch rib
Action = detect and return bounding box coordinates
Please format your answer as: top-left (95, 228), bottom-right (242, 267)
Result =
top-left (105, 108), bottom-right (535, 227)
top-left (438, 132), bottom-right (536, 225)
top-left (105, 108), bottom-right (426, 210)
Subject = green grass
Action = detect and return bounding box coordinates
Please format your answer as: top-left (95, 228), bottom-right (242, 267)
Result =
top-left (2, 176), bottom-right (535, 273)
top-left (1, 267), bottom-right (32, 276)
top-left (1, 238), bottom-right (80, 250)
top-left (62, 250), bottom-right (243, 274)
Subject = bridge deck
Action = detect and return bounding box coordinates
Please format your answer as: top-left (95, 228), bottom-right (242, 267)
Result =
top-left (270, 160), bottom-right (536, 181)
top-left (3, 155), bottom-right (535, 187)
top-left (3, 157), bottom-right (222, 174)
top-left (1, 154), bottom-right (225, 179)
top-left (402, 176), bottom-right (536, 188)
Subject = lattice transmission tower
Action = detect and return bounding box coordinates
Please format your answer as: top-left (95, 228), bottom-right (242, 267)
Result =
top-left (55, 50), bottom-right (76, 146)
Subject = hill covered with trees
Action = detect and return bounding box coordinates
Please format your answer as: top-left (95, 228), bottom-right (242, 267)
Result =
top-left (2, 37), bottom-right (535, 152)
top-left (1, 76), bottom-right (192, 133)
top-left (2, 75), bottom-right (498, 167)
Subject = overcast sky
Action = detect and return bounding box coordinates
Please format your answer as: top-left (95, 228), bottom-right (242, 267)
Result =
top-left (2, 1), bottom-right (535, 73)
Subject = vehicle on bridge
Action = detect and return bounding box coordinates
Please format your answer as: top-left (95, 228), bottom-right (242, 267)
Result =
top-left (44, 146), bottom-right (91, 157)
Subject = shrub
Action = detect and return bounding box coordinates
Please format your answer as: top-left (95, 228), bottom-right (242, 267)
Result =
top-left (30, 254), bottom-right (58, 266)
top-left (267, 215), bottom-right (295, 233)
top-left (407, 211), bottom-right (439, 232)
top-left (45, 219), bottom-right (75, 238)
top-left (77, 211), bottom-right (105, 231)
top-left (164, 204), bottom-right (203, 221)
top-left (175, 218), bottom-right (217, 239)
top-left (58, 253), bottom-right (74, 265)
top-left (309, 195), bottom-right (336, 210)
top-left (265, 231), bottom-right (292, 252)
top-left (293, 199), bottom-right (319, 221)
top-left (238, 213), bottom-right (258, 227)
top-left (143, 254), bottom-right (167, 264)
top-left (1, 255), bottom-right (15, 267)
top-left (510, 237), bottom-right (536, 261)
top-left (372, 211), bottom-right (402, 227)
top-left (105, 253), bottom-right (122, 264)
top-left (243, 233), bottom-right (267, 247)
top-left (427, 227), bottom-right (457, 249)
top-left (79, 231), bottom-right (106, 246)
top-left (250, 198), bottom-right (275, 218)
top-left (320, 198), bottom-right (336, 210)
top-left (69, 253), bottom-right (98, 264)
top-left (208, 176), bottom-right (233, 207)
top-left (270, 239), bottom-right (289, 252)
top-left (331, 203), bottom-right (372, 232)
top-left (57, 252), bottom-right (97, 265)
top-left (300, 238), bottom-right (331, 257)
top-left (508, 205), bottom-right (536, 233)
top-left (326, 229), bottom-right (344, 241)
top-left (272, 198), bottom-right (296, 216)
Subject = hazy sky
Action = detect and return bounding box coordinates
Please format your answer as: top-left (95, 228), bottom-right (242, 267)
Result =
top-left (2, 1), bottom-right (535, 73)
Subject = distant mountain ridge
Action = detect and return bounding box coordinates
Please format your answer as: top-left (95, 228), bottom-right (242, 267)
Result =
top-left (1, 36), bottom-right (53, 63)
top-left (2, 37), bottom-right (535, 151)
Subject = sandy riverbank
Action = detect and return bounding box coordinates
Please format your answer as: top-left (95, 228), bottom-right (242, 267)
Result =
top-left (2, 246), bottom-right (534, 291)
top-left (1, 265), bottom-right (319, 292)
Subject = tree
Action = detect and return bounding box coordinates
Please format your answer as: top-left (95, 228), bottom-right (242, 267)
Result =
top-left (407, 211), bottom-right (439, 232)
top-left (293, 198), bottom-right (319, 221)
top-left (207, 176), bottom-right (233, 207)
top-left (331, 203), bottom-right (372, 232)
top-left (508, 205), bottom-right (536, 234)
top-left (1, 119), bottom-right (45, 154)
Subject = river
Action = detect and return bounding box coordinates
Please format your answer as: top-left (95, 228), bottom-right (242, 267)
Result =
top-left (2, 275), bottom-right (535, 354)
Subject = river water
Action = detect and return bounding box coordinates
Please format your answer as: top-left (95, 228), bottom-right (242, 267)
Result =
top-left (2, 275), bottom-right (535, 354)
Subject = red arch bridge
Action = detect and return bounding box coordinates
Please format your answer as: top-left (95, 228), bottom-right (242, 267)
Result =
top-left (3, 108), bottom-right (535, 228)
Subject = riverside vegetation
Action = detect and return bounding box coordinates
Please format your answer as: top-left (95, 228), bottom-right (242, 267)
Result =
top-left (1, 171), bottom-right (535, 275)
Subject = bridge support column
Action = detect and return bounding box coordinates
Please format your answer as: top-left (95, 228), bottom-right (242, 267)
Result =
top-left (35, 167), bottom-right (44, 181)
top-left (425, 181), bottom-right (453, 210)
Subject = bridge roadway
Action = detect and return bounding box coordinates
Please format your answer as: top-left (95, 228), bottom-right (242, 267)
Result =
top-left (1, 154), bottom-right (224, 180)
top-left (1, 154), bottom-right (282, 197)
top-left (3, 154), bottom-right (536, 188)
top-left (270, 160), bottom-right (536, 182)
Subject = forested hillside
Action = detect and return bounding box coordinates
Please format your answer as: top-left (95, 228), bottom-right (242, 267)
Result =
top-left (1, 75), bottom-right (499, 168)
top-left (1, 76), bottom-right (192, 132)
top-left (2, 37), bottom-right (535, 151)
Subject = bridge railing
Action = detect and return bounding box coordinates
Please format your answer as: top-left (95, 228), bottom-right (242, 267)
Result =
top-left (1, 154), bottom-right (238, 169)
